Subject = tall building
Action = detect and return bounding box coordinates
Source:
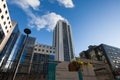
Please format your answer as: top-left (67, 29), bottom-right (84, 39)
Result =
top-left (0, 0), bottom-right (16, 52)
top-left (80, 44), bottom-right (120, 79)
top-left (17, 35), bottom-right (36, 73)
top-left (53, 20), bottom-right (75, 61)
top-left (0, 24), bottom-right (20, 70)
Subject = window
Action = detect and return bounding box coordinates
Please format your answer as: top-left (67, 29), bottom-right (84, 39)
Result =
top-left (50, 47), bottom-right (52, 49)
top-left (0, 8), bottom-right (2, 13)
top-left (38, 49), bottom-right (41, 51)
top-left (5, 26), bottom-right (7, 29)
top-left (34, 48), bottom-right (37, 51)
top-left (4, 21), bottom-right (6, 25)
top-left (7, 17), bottom-right (9, 20)
top-left (3, 4), bottom-right (6, 8)
top-left (1, 15), bottom-right (4, 19)
top-left (0, 26), bottom-right (5, 44)
top-left (5, 10), bottom-right (7, 14)
top-left (42, 49), bottom-right (44, 52)
top-left (46, 50), bottom-right (48, 52)
top-left (7, 30), bottom-right (9, 33)
top-left (8, 21), bottom-right (10, 24)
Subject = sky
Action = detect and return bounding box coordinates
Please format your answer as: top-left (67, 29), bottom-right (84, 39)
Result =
top-left (7, 0), bottom-right (120, 56)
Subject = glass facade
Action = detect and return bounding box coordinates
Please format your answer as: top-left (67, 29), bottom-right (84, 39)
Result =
top-left (80, 44), bottom-right (120, 78)
top-left (17, 35), bottom-right (36, 73)
top-left (0, 26), bottom-right (5, 44)
top-left (62, 22), bottom-right (70, 61)
top-left (0, 24), bottom-right (20, 71)
top-left (102, 44), bottom-right (120, 71)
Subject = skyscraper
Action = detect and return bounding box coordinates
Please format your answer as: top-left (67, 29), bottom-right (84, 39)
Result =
top-left (53, 20), bottom-right (75, 61)
top-left (0, 0), bottom-right (16, 52)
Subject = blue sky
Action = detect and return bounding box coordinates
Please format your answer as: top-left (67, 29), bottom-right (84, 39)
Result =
top-left (7, 0), bottom-right (120, 56)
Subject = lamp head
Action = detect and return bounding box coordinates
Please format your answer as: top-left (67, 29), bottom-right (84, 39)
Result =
top-left (24, 28), bottom-right (31, 35)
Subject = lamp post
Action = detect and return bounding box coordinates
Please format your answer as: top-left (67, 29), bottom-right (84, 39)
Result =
top-left (12, 28), bottom-right (31, 80)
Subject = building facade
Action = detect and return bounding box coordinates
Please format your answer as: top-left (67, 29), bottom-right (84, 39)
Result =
top-left (80, 44), bottom-right (120, 79)
top-left (17, 35), bottom-right (36, 73)
top-left (0, 0), bottom-right (15, 52)
top-left (53, 20), bottom-right (75, 61)
top-left (27, 44), bottom-right (55, 80)
top-left (0, 23), bottom-right (20, 71)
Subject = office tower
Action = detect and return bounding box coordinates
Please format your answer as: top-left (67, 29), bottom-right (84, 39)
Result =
top-left (53, 20), bottom-right (75, 61)
top-left (0, 0), bottom-right (16, 53)
top-left (16, 35), bottom-right (36, 74)
top-left (80, 44), bottom-right (120, 79)
top-left (0, 22), bottom-right (19, 70)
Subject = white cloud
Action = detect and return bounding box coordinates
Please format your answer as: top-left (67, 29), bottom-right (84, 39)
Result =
top-left (28, 12), bottom-right (65, 31)
top-left (10, 0), bottom-right (67, 31)
top-left (11, 0), bottom-right (40, 10)
top-left (57, 0), bottom-right (74, 8)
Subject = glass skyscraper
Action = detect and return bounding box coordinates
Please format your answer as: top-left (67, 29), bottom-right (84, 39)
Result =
top-left (0, 23), bottom-right (20, 70)
top-left (53, 20), bottom-right (75, 61)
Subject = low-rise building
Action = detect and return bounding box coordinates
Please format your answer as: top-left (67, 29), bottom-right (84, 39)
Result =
top-left (80, 44), bottom-right (120, 79)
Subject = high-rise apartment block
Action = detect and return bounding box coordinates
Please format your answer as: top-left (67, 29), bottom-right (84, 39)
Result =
top-left (0, 0), bottom-right (16, 52)
top-left (53, 20), bottom-right (75, 61)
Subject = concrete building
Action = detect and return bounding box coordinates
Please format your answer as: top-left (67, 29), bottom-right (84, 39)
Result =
top-left (80, 44), bottom-right (120, 79)
top-left (53, 20), bottom-right (75, 61)
top-left (34, 44), bottom-right (55, 55)
top-left (0, 0), bottom-right (16, 52)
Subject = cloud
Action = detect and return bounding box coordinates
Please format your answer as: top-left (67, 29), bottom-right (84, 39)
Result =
top-left (57, 0), bottom-right (74, 8)
top-left (28, 12), bottom-right (65, 31)
top-left (10, 0), bottom-right (67, 31)
top-left (11, 0), bottom-right (40, 10)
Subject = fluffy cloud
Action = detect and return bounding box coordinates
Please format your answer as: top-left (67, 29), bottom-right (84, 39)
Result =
top-left (28, 12), bottom-right (65, 31)
top-left (10, 0), bottom-right (67, 31)
top-left (57, 0), bottom-right (74, 8)
top-left (11, 0), bottom-right (40, 10)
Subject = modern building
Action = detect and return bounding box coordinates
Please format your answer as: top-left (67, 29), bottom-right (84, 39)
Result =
top-left (14, 44), bottom-right (55, 80)
top-left (80, 44), bottom-right (120, 79)
top-left (0, 0), bottom-right (15, 52)
top-left (28, 44), bottom-right (55, 80)
top-left (53, 20), bottom-right (75, 61)
top-left (34, 44), bottom-right (55, 56)
top-left (0, 22), bottom-right (20, 71)
top-left (17, 35), bottom-right (36, 73)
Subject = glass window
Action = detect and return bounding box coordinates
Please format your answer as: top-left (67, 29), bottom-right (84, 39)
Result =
top-left (0, 8), bottom-right (2, 13)
top-left (3, 4), bottom-right (6, 8)
top-left (1, 15), bottom-right (4, 19)
top-left (38, 49), bottom-right (41, 51)
top-left (5, 10), bottom-right (7, 14)
top-left (0, 26), bottom-right (5, 44)
top-left (7, 17), bottom-right (9, 20)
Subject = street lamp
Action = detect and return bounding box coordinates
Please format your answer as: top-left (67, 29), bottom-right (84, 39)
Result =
top-left (12, 28), bottom-right (31, 80)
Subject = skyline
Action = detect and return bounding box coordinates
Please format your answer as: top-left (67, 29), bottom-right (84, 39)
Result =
top-left (7, 0), bottom-right (120, 56)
